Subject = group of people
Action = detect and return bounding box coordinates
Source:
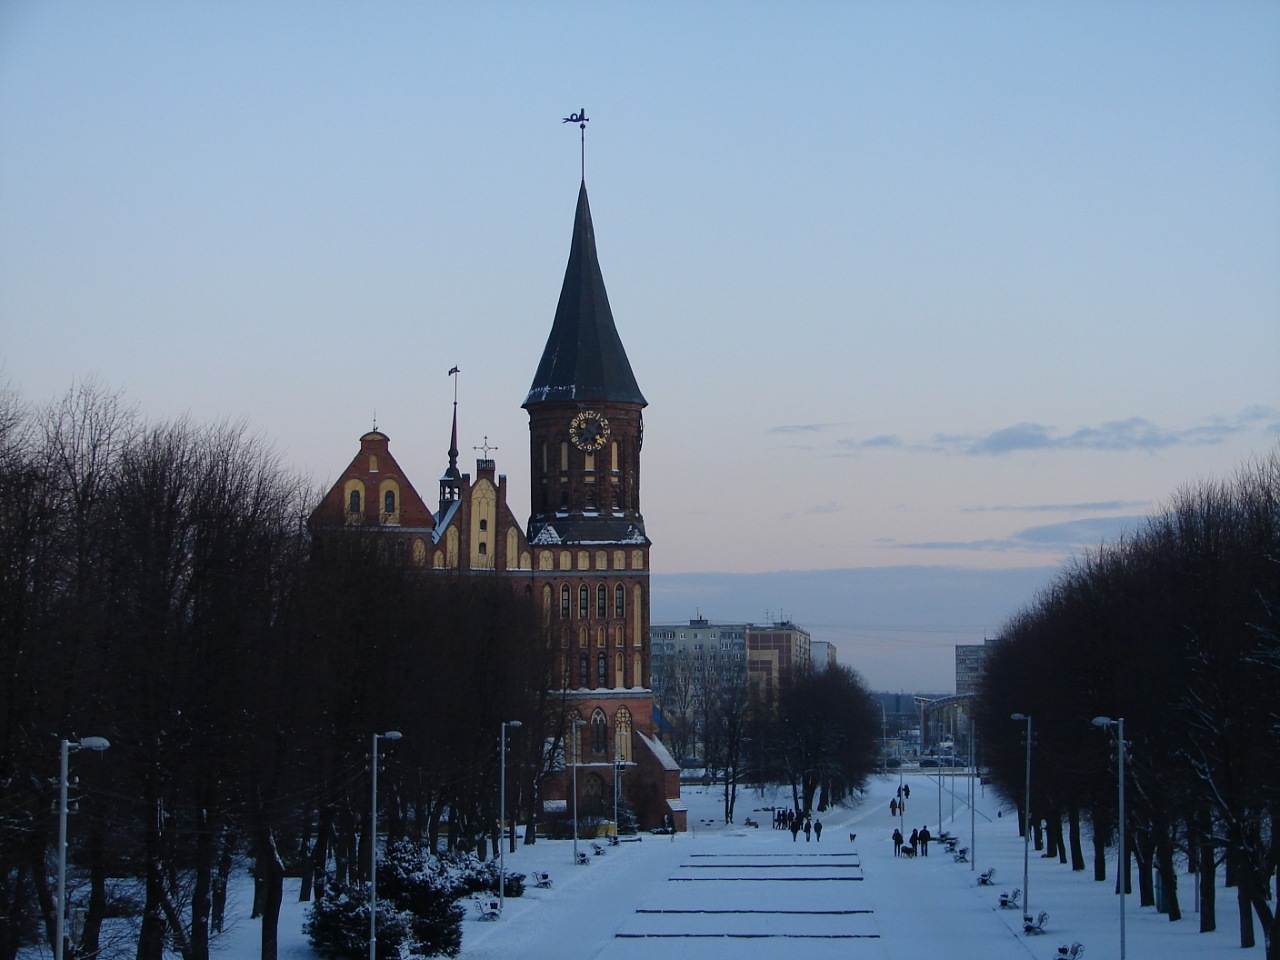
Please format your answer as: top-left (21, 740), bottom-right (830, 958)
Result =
top-left (772, 808), bottom-right (823, 841)
top-left (891, 824), bottom-right (931, 857)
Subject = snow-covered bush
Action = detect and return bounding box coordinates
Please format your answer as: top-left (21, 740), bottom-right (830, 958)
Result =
top-left (305, 884), bottom-right (414, 960)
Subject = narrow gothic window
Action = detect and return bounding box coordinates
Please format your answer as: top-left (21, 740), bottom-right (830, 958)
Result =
top-left (597, 651), bottom-right (606, 686)
top-left (478, 542), bottom-right (487, 555)
top-left (579, 653), bottom-right (588, 686)
top-left (596, 584), bottom-right (607, 617)
top-left (349, 490), bottom-right (360, 513)
top-left (591, 708), bottom-right (607, 752)
top-left (384, 490), bottom-right (395, 514)
top-left (614, 584), bottom-right (625, 617)
top-left (479, 518), bottom-right (488, 531)
top-left (579, 585), bottom-right (589, 617)
top-left (561, 585), bottom-right (570, 619)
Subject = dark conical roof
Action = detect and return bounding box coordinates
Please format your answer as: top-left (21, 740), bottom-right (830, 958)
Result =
top-left (524, 181), bottom-right (646, 408)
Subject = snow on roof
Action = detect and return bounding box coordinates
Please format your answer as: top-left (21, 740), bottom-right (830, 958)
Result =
top-left (637, 730), bottom-right (679, 771)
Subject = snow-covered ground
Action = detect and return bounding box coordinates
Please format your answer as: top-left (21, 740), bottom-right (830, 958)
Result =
top-left (233, 771), bottom-right (1262, 960)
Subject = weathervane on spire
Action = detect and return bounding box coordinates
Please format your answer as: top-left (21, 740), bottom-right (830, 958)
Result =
top-left (563, 108), bottom-right (588, 179)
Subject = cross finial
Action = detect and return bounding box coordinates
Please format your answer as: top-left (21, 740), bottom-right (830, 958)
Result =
top-left (474, 436), bottom-right (498, 457)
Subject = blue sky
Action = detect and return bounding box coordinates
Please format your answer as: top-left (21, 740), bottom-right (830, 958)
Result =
top-left (2, 2), bottom-right (1277, 688)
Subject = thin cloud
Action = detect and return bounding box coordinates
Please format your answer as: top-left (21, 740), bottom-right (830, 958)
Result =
top-left (895, 514), bottom-right (1148, 554)
top-left (768, 422), bottom-right (845, 435)
top-left (835, 408), bottom-right (1278, 457)
top-left (962, 499), bottom-right (1151, 514)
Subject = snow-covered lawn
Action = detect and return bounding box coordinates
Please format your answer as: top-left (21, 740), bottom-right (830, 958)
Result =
top-left (234, 771), bottom-right (1262, 960)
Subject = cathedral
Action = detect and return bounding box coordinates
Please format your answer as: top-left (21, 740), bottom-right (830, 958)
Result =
top-left (310, 179), bottom-right (685, 832)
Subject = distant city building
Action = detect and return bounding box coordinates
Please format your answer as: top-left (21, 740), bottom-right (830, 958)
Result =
top-left (810, 640), bottom-right (837, 668)
top-left (954, 638), bottom-right (1000, 696)
top-left (650, 618), bottom-right (813, 711)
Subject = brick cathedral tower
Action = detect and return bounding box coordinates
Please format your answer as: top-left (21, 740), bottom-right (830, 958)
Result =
top-left (525, 180), bottom-right (683, 831)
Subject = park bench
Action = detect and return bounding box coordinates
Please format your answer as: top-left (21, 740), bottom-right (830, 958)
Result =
top-left (1055, 942), bottom-right (1084, 958)
top-left (998, 888), bottom-right (1021, 909)
top-left (953, 846), bottom-right (969, 863)
top-left (575, 851), bottom-right (590, 866)
top-left (474, 896), bottom-right (501, 921)
top-left (976, 867), bottom-right (996, 885)
top-left (1023, 911), bottom-right (1048, 935)
top-left (534, 871), bottom-right (553, 888)
top-left (591, 841), bottom-right (606, 856)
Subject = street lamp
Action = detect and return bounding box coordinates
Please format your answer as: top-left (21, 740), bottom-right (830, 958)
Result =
top-left (1093, 716), bottom-right (1126, 960)
top-left (370, 731), bottom-right (402, 960)
top-left (1010, 713), bottom-right (1032, 917)
top-left (569, 719), bottom-right (586, 865)
top-left (613, 747), bottom-right (626, 844)
top-left (56, 737), bottom-right (110, 960)
top-left (499, 720), bottom-right (522, 914)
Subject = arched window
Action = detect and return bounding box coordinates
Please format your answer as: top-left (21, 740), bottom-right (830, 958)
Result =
top-left (478, 542), bottom-right (487, 556)
top-left (582, 773), bottom-right (605, 817)
top-left (479, 518), bottom-right (488, 531)
top-left (597, 651), bottom-right (607, 686)
top-left (348, 490), bottom-right (361, 513)
top-left (384, 490), bottom-right (396, 514)
top-left (596, 584), bottom-right (607, 617)
top-left (579, 585), bottom-right (589, 618)
top-left (591, 708), bottom-right (607, 753)
top-left (579, 653), bottom-right (589, 686)
top-left (561, 585), bottom-right (570, 619)
top-left (614, 584), bottom-right (625, 617)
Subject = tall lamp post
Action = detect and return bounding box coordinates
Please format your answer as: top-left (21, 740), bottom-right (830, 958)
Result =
top-left (1093, 716), bottom-right (1126, 960)
top-left (499, 720), bottom-right (522, 914)
top-left (370, 730), bottom-right (402, 960)
top-left (570, 719), bottom-right (586, 865)
top-left (1010, 713), bottom-right (1032, 916)
top-left (56, 737), bottom-right (110, 960)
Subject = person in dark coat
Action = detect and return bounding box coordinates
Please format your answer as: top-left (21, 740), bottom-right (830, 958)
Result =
top-left (791, 818), bottom-right (801, 842)
top-left (909, 827), bottom-right (919, 850)
top-left (919, 825), bottom-right (931, 855)
top-left (892, 828), bottom-right (903, 857)
top-left (902, 784), bottom-right (910, 800)
top-left (804, 817), bottom-right (812, 841)
top-left (814, 819), bottom-right (823, 842)
top-left (890, 798), bottom-right (898, 816)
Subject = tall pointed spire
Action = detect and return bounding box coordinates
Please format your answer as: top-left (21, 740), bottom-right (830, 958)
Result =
top-left (440, 369), bottom-right (462, 509)
top-left (524, 181), bottom-right (646, 408)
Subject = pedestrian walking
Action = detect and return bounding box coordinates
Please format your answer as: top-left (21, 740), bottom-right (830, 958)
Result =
top-left (890, 798), bottom-right (898, 816)
top-left (909, 827), bottom-right (918, 851)
top-left (804, 817), bottom-right (812, 842)
top-left (902, 784), bottom-right (910, 800)
top-left (892, 828), bottom-right (903, 857)
top-left (791, 819), bottom-right (801, 842)
top-left (814, 819), bottom-right (823, 842)
top-left (919, 825), bottom-right (930, 856)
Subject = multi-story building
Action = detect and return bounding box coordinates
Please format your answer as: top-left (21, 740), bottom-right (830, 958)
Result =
top-left (954, 638), bottom-right (999, 696)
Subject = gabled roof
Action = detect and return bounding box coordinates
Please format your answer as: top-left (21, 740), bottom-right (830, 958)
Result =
top-left (524, 181), bottom-right (646, 408)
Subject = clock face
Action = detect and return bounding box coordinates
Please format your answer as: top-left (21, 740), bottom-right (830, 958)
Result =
top-left (569, 410), bottom-right (610, 451)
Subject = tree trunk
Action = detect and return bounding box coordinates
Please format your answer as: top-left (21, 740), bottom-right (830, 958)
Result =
top-left (82, 821), bottom-right (109, 960)
top-left (1199, 828), bottom-right (1216, 933)
top-left (190, 804), bottom-right (213, 960)
top-left (211, 832), bottom-right (234, 935)
top-left (256, 827), bottom-right (284, 960)
top-left (1068, 806), bottom-right (1085, 872)
top-left (1091, 808), bottom-right (1108, 882)
top-left (137, 801), bottom-right (167, 960)
top-left (1155, 830), bottom-right (1181, 921)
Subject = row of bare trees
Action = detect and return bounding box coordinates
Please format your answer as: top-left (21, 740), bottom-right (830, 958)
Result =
top-left (0, 383), bottom-right (558, 960)
top-left (653, 643), bottom-right (880, 823)
top-left (976, 449), bottom-right (1279, 957)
